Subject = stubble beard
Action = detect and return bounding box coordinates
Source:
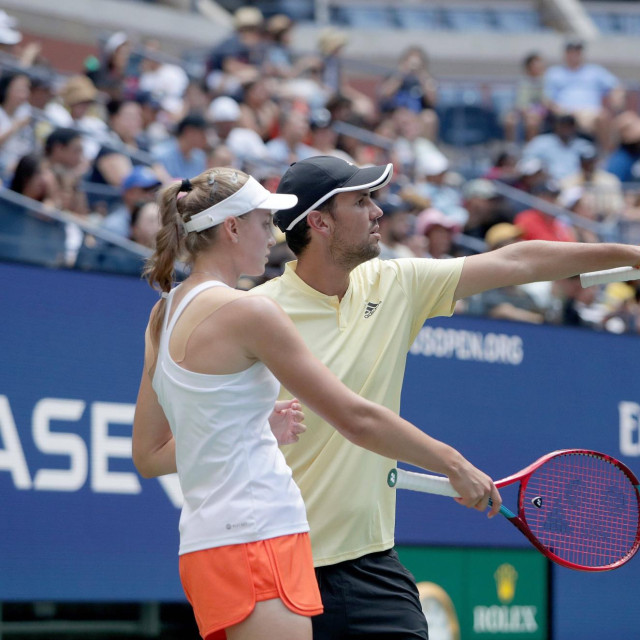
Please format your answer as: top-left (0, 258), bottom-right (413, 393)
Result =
top-left (329, 234), bottom-right (380, 270)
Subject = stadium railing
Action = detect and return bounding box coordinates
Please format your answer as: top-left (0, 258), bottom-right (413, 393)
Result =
top-left (0, 187), bottom-right (156, 277)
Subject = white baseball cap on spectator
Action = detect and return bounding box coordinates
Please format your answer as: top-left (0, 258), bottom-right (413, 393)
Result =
top-left (416, 151), bottom-right (449, 177)
top-left (558, 186), bottom-right (584, 210)
top-left (208, 96), bottom-right (241, 123)
top-left (462, 179), bottom-right (499, 200)
top-left (104, 31), bottom-right (129, 56)
top-left (0, 10), bottom-right (22, 45)
top-left (516, 156), bottom-right (543, 177)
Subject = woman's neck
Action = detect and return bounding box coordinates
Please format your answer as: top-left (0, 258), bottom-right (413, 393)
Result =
top-left (188, 259), bottom-right (238, 288)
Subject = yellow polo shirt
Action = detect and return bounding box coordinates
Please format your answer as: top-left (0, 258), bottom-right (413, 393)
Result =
top-left (253, 257), bottom-right (464, 566)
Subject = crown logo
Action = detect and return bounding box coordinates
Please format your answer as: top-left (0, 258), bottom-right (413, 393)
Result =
top-left (494, 563), bottom-right (518, 604)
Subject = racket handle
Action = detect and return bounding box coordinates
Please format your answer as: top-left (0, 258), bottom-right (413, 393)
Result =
top-left (387, 468), bottom-right (460, 498)
top-left (580, 266), bottom-right (640, 287)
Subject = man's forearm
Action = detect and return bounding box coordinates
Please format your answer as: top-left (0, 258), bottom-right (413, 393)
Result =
top-left (456, 241), bottom-right (640, 299)
top-left (504, 240), bottom-right (640, 284)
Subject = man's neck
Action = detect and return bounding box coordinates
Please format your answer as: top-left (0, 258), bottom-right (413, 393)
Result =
top-left (294, 252), bottom-right (353, 300)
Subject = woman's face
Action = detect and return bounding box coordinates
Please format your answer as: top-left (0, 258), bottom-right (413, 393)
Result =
top-left (23, 166), bottom-right (48, 201)
top-left (6, 75), bottom-right (30, 107)
top-left (112, 102), bottom-right (143, 140)
top-left (236, 209), bottom-right (277, 276)
top-left (131, 202), bottom-right (161, 248)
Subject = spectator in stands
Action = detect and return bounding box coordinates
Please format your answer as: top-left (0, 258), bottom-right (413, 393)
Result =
top-left (263, 14), bottom-right (296, 78)
top-left (484, 148), bottom-right (519, 182)
top-left (88, 98), bottom-right (148, 188)
top-left (207, 143), bottom-right (235, 169)
top-left (45, 75), bottom-right (104, 155)
top-left (308, 108), bottom-right (353, 162)
top-left (512, 156), bottom-right (547, 195)
top-left (138, 38), bottom-right (190, 120)
top-left (606, 111), bottom-right (640, 183)
top-left (86, 31), bottom-right (137, 100)
top-left (206, 6), bottom-right (266, 97)
top-left (379, 46), bottom-right (438, 141)
top-left (414, 207), bottom-right (460, 259)
top-left (239, 78), bottom-right (280, 141)
top-left (266, 110), bottom-right (318, 165)
top-left (550, 275), bottom-right (600, 328)
top-left (503, 52), bottom-right (549, 143)
top-left (543, 39), bottom-right (624, 150)
top-left (514, 180), bottom-right (576, 242)
top-left (0, 71), bottom-right (34, 182)
top-left (560, 144), bottom-right (624, 222)
top-left (415, 152), bottom-right (468, 226)
top-left (44, 127), bottom-right (87, 183)
top-left (461, 179), bottom-right (510, 241)
top-left (316, 28), bottom-right (375, 120)
top-left (101, 165), bottom-right (161, 237)
top-left (0, 10), bottom-right (22, 55)
top-left (8, 153), bottom-right (57, 207)
top-left (129, 200), bottom-right (161, 248)
top-left (153, 113), bottom-right (209, 179)
top-left (181, 79), bottom-right (210, 119)
top-left (521, 113), bottom-right (593, 181)
top-left (135, 90), bottom-right (169, 150)
top-left (466, 222), bottom-right (546, 324)
top-left (600, 280), bottom-right (640, 334)
top-left (557, 186), bottom-right (600, 243)
top-left (0, 11), bottom-right (41, 70)
top-left (392, 107), bottom-right (443, 180)
top-left (28, 72), bottom-right (55, 112)
top-left (207, 95), bottom-right (268, 164)
top-left (378, 200), bottom-right (415, 259)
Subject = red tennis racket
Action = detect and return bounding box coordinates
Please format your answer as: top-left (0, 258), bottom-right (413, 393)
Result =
top-left (387, 449), bottom-right (640, 571)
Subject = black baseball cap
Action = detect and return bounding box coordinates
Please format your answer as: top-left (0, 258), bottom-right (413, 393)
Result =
top-left (274, 156), bottom-right (393, 232)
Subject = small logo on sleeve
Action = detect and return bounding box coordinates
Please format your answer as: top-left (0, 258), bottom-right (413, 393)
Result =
top-left (364, 301), bottom-right (381, 318)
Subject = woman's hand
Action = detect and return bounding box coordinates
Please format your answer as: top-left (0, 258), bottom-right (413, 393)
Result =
top-left (269, 398), bottom-right (306, 445)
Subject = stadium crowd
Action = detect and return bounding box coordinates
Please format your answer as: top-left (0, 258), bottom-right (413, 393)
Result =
top-left (2, 5), bottom-right (640, 334)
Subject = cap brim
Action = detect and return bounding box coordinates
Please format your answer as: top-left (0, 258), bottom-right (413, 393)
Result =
top-left (280, 162), bottom-right (394, 232)
top-left (261, 192), bottom-right (298, 213)
top-left (341, 163), bottom-right (393, 193)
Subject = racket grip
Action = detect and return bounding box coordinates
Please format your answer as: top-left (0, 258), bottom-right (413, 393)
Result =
top-left (580, 266), bottom-right (640, 287)
top-left (387, 468), bottom-right (460, 498)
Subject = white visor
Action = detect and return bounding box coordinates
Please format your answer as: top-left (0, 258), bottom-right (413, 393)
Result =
top-left (183, 176), bottom-right (298, 233)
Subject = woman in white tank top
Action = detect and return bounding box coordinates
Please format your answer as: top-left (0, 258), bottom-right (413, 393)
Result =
top-left (132, 167), bottom-right (501, 640)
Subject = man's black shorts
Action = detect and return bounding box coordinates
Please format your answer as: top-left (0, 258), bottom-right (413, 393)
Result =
top-left (312, 548), bottom-right (429, 640)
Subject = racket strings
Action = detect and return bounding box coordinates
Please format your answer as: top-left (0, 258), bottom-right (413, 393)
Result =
top-left (522, 453), bottom-right (640, 569)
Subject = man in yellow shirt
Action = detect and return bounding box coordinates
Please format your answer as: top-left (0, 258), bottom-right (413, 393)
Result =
top-left (254, 155), bottom-right (640, 639)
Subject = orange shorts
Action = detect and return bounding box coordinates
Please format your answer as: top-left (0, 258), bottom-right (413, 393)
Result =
top-left (179, 532), bottom-right (323, 640)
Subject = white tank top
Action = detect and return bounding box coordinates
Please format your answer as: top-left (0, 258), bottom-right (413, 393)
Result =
top-left (152, 281), bottom-right (309, 555)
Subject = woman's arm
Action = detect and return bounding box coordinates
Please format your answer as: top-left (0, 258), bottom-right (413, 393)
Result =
top-left (132, 320), bottom-right (176, 478)
top-left (236, 296), bottom-right (501, 515)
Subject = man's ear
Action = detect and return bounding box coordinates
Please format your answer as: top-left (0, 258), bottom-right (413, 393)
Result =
top-left (307, 209), bottom-right (332, 237)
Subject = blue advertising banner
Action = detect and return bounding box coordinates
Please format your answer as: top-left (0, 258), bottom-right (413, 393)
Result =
top-left (1, 262), bottom-right (638, 638)
top-left (398, 315), bottom-right (639, 640)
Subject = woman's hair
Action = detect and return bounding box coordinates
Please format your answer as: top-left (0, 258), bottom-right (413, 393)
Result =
top-left (0, 72), bottom-right (27, 106)
top-left (143, 167), bottom-right (249, 338)
top-left (9, 154), bottom-right (42, 196)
